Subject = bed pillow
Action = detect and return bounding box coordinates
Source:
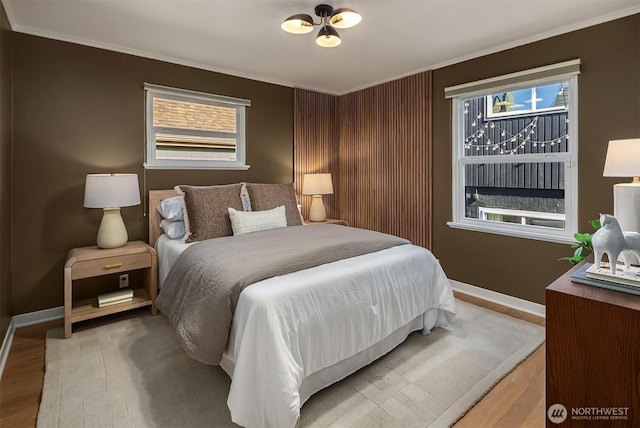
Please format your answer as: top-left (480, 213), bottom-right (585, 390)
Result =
top-left (156, 196), bottom-right (184, 221)
top-left (228, 206), bottom-right (287, 235)
top-left (245, 183), bottom-right (303, 226)
top-left (240, 182), bottom-right (252, 211)
top-left (176, 184), bottom-right (245, 243)
top-left (160, 219), bottom-right (186, 239)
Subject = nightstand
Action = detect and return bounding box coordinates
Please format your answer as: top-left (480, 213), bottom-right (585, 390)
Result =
top-left (64, 240), bottom-right (157, 338)
top-left (304, 218), bottom-right (349, 226)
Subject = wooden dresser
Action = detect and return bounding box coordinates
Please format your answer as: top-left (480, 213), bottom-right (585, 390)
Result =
top-left (546, 261), bottom-right (640, 427)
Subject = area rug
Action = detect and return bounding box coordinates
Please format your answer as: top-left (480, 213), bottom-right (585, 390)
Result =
top-left (37, 299), bottom-right (544, 427)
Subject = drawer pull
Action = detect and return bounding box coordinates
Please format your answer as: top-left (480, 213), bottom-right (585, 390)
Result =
top-left (104, 262), bottom-right (124, 269)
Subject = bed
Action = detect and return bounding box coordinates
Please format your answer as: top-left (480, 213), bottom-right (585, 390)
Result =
top-left (149, 185), bottom-right (456, 428)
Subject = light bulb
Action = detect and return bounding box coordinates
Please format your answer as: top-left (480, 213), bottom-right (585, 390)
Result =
top-left (316, 26), bottom-right (341, 47)
top-left (281, 14), bottom-right (314, 34)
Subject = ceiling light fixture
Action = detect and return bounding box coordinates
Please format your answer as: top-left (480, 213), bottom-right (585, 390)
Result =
top-left (281, 4), bottom-right (361, 48)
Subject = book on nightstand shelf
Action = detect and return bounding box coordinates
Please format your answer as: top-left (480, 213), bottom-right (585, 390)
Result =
top-left (99, 297), bottom-right (133, 308)
top-left (97, 288), bottom-right (134, 308)
top-left (571, 263), bottom-right (640, 296)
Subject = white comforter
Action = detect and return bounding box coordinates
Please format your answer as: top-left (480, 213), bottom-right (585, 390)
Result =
top-left (156, 235), bottom-right (456, 428)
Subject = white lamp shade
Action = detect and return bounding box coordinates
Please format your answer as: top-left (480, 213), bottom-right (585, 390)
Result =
top-left (84, 174), bottom-right (141, 208)
top-left (603, 139), bottom-right (640, 178)
top-left (302, 173), bottom-right (334, 195)
top-left (603, 139), bottom-right (640, 239)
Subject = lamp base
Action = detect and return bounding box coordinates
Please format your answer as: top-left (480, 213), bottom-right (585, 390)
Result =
top-left (308, 195), bottom-right (327, 222)
top-left (96, 208), bottom-right (128, 249)
top-left (613, 183), bottom-right (640, 232)
top-left (613, 183), bottom-right (640, 265)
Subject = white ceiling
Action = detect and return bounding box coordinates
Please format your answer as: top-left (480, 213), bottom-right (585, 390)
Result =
top-left (3, 0), bottom-right (639, 95)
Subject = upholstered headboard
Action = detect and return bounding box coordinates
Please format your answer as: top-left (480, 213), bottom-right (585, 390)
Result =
top-left (148, 189), bottom-right (180, 247)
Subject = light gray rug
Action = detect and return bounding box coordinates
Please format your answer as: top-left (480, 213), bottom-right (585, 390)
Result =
top-left (37, 300), bottom-right (544, 428)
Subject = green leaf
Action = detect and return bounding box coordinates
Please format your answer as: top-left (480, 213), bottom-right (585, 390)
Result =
top-left (559, 219), bottom-right (601, 265)
top-left (573, 232), bottom-right (591, 244)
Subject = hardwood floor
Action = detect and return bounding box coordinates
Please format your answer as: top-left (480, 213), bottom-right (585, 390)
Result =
top-left (455, 344), bottom-right (546, 428)
top-left (453, 292), bottom-right (545, 428)
top-left (0, 319), bottom-right (63, 428)
top-left (0, 295), bottom-right (545, 427)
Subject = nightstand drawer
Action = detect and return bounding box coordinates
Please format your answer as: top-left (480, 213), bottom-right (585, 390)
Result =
top-left (71, 252), bottom-right (151, 280)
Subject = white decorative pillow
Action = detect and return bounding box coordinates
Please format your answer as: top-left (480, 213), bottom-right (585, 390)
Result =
top-left (160, 219), bottom-right (186, 239)
top-left (228, 206), bottom-right (287, 235)
top-left (157, 196), bottom-right (184, 221)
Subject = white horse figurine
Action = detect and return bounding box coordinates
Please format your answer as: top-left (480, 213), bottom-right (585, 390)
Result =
top-left (591, 214), bottom-right (640, 273)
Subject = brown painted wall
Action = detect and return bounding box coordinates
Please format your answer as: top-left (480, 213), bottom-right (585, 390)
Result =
top-left (432, 15), bottom-right (640, 304)
top-left (12, 34), bottom-right (293, 314)
top-left (5, 14), bottom-right (639, 317)
top-left (0, 4), bottom-right (12, 337)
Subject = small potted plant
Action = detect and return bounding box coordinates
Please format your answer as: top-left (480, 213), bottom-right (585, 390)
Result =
top-left (558, 219), bottom-right (601, 265)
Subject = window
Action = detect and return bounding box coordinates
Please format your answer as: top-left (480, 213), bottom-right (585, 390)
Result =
top-left (144, 83), bottom-right (250, 170)
top-left (486, 82), bottom-right (569, 118)
top-left (445, 60), bottom-right (580, 243)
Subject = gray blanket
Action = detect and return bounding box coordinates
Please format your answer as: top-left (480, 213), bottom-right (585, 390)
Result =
top-left (157, 224), bottom-right (409, 365)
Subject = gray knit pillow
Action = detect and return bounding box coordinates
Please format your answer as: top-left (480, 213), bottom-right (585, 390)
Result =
top-left (245, 183), bottom-right (303, 226)
top-left (176, 184), bottom-right (244, 243)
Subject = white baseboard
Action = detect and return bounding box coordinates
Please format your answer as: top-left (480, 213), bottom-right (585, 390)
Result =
top-left (450, 279), bottom-right (546, 319)
top-left (0, 306), bottom-right (63, 381)
top-left (13, 306), bottom-right (64, 328)
top-left (0, 317), bottom-right (16, 381)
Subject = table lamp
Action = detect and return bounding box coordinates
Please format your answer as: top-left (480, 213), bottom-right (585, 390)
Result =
top-left (84, 173), bottom-right (141, 248)
top-left (603, 138), bottom-right (640, 232)
top-left (302, 173), bottom-right (334, 222)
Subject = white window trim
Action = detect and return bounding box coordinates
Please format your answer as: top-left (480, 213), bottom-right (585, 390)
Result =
top-left (446, 61), bottom-right (579, 244)
top-left (144, 83), bottom-right (251, 170)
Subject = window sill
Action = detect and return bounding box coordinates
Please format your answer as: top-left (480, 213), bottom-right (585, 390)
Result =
top-left (447, 220), bottom-right (575, 244)
top-left (143, 163), bottom-right (250, 171)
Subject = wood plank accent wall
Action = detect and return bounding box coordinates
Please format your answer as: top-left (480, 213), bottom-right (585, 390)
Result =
top-left (294, 71), bottom-right (433, 248)
top-left (294, 89), bottom-right (339, 219)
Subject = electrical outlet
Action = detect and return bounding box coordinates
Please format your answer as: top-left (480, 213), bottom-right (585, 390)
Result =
top-left (119, 273), bottom-right (129, 288)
